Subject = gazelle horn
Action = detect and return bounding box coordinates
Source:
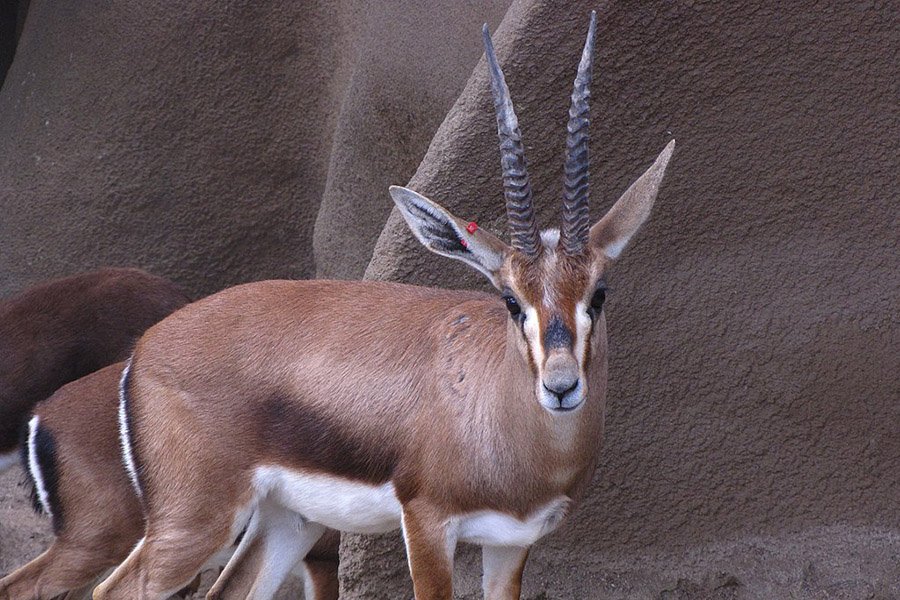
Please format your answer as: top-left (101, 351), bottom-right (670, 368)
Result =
top-left (561, 11), bottom-right (597, 255)
top-left (482, 24), bottom-right (541, 258)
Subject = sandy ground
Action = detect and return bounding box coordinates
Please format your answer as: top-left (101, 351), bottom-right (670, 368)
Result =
top-left (0, 465), bottom-right (47, 578)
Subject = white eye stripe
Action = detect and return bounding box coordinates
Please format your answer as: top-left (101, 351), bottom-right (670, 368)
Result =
top-left (573, 301), bottom-right (592, 364)
top-left (522, 305), bottom-right (544, 367)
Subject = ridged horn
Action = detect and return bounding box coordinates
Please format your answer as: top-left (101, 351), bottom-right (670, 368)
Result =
top-left (560, 11), bottom-right (597, 255)
top-left (482, 24), bottom-right (541, 258)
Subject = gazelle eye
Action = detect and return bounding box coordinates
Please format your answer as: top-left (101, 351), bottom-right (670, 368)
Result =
top-left (503, 295), bottom-right (521, 317)
top-left (590, 287), bottom-right (606, 312)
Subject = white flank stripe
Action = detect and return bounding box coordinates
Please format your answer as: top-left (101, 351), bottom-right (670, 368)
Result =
top-left (27, 415), bottom-right (53, 517)
top-left (117, 359), bottom-right (143, 498)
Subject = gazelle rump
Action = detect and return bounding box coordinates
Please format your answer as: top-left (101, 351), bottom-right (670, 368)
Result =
top-left (0, 268), bottom-right (189, 471)
top-left (0, 362), bottom-right (340, 600)
top-left (95, 12), bottom-right (674, 600)
top-left (0, 364), bottom-right (148, 600)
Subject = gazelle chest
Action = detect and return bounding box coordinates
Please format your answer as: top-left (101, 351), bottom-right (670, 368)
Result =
top-left (451, 495), bottom-right (572, 547)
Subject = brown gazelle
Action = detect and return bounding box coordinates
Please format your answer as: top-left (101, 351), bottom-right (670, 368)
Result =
top-left (95, 13), bottom-right (674, 600)
top-left (0, 362), bottom-right (340, 600)
top-left (0, 267), bottom-right (189, 472)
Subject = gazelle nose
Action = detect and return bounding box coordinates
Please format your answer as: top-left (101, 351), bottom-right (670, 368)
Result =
top-left (542, 350), bottom-right (580, 399)
top-left (542, 379), bottom-right (578, 400)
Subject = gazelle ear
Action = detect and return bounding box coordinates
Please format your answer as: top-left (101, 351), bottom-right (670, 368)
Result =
top-left (390, 186), bottom-right (509, 288)
top-left (590, 140), bottom-right (675, 260)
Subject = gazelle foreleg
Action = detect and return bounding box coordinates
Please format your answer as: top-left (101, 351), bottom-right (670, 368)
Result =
top-left (482, 545), bottom-right (529, 600)
top-left (401, 501), bottom-right (457, 600)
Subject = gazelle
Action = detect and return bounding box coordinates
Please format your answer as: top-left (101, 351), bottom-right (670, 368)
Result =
top-left (95, 12), bottom-right (674, 600)
top-left (0, 268), bottom-right (189, 472)
top-left (0, 362), bottom-right (340, 600)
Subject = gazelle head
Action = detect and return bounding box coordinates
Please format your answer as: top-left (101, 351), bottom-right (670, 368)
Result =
top-left (391, 12), bottom-right (674, 414)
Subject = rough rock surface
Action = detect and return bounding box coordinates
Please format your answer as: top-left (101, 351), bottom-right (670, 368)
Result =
top-left (0, 0), bottom-right (897, 598)
top-left (0, 0), bottom-right (349, 296)
top-left (312, 0), bottom-right (511, 280)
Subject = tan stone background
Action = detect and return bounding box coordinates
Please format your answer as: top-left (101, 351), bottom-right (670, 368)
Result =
top-left (0, 0), bottom-right (897, 599)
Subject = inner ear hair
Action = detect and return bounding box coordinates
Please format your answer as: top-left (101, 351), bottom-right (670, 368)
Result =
top-left (389, 185), bottom-right (509, 287)
top-left (402, 199), bottom-right (470, 256)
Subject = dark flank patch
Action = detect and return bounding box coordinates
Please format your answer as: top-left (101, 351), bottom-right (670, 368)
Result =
top-left (24, 421), bottom-right (65, 534)
top-left (543, 315), bottom-right (573, 350)
top-left (262, 394), bottom-right (397, 484)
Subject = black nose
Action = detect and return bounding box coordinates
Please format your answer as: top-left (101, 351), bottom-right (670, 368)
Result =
top-left (543, 381), bottom-right (578, 401)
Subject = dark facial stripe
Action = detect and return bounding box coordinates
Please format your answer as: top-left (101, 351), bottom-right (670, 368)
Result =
top-left (543, 315), bottom-right (573, 351)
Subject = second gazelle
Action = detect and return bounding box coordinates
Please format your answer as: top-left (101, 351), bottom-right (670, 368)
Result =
top-left (95, 12), bottom-right (674, 600)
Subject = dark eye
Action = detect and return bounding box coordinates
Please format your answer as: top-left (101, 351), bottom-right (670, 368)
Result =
top-left (590, 287), bottom-right (606, 312)
top-left (503, 295), bottom-right (521, 317)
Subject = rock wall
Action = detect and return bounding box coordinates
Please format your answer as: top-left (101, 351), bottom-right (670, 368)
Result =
top-left (0, 0), bottom-right (509, 296)
top-left (0, 0), bottom-right (897, 598)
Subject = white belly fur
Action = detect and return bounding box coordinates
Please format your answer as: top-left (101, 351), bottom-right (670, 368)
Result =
top-left (252, 465), bottom-right (570, 547)
top-left (252, 465), bottom-right (402, 534)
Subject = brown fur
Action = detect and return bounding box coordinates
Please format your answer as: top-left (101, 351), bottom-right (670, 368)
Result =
top-left (301, 531), bottom-right (340, 600)
top-left (0, 363), bottom-right (339, 600)
top-left (0, 268), bottom-right (190, 456)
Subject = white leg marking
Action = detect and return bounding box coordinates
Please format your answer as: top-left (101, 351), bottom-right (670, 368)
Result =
top-left (302, 564), bottom-right (317, 600)
top-left (208, 506), bottom-right (262, 597)
top-left (246, 502), bottom-right (326, 600)
top-left (116, 359), bottom-right (143, 498)
top-left (27, 415), bottom-right (53, 517)
top-left (0, 448), bottom-right (19, 472)
top-left (400, 510), bottom-right (414, 577)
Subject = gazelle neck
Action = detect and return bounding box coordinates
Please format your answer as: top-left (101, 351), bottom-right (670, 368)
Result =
top-left (495, 309), bottom-right (607, 488)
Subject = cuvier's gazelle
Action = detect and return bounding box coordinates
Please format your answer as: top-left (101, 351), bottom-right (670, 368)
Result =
top-left (95, 12), bottom-right (674, 600)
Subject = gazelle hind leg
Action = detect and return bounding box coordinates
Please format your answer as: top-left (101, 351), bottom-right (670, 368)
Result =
top-left (482, 545), bottom-right (529, 600)
top-left (0, 542), bottom-right (119, 600)
top-left (0, 548), bottom-right (54, 600)
top-left (204, 508), bottom-right (263, 599)
top-left (60, 581), bottom-right (101, 600)
top-left (206, 501), bottom-right (326, 600)
top-left (93, 515), bottom-right (236, 600)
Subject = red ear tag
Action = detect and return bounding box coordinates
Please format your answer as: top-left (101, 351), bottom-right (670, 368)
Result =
top-left (466, 221), bottom-right (479, 233)
top-left (460, 238), bottom-right (469, 248)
